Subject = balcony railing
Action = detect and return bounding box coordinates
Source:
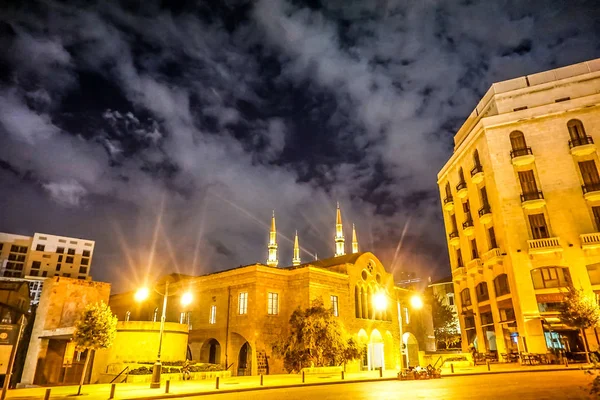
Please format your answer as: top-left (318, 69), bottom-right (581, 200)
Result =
top-left (582, 183), bottom-right (600, 194)
top-left (449, 231), bottom-right (459, 239)
top-left (478, 204), bottom-right (491, 217)
top-left (456, 181), bottom-right (467, 191)
top-left (581, 232), bottom-right (600, 248)
top-left (510, 147), bottom-right (533, 158)
top-left (462, 219), bottom-right (474, 229)
top-left (527, 237), bottom-right (562, 254)
top-left (521, 191), bottom-right (544, 202)
top-left (443, 195), bottom-right (454, 204)
top-left (569, 135), bottom-right (594, 148)
top-left (470, 164), bottom-right (483, 176)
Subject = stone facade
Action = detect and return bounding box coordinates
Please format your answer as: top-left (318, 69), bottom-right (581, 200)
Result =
top-left (437, 58), bottom-right (600, 358)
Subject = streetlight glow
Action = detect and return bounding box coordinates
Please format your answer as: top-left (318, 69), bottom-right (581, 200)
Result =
top-left (373, 292), bottom-right (388, 311)
top-left (410, 295), bottom-right (423, 309)
top-left (181, 292), bottom-right (193, 307)
top-left (135, 287), bottom-right (150, 302)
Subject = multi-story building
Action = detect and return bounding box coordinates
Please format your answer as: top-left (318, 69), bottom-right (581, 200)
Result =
top-left (437, 58), bottom-right (600, 358)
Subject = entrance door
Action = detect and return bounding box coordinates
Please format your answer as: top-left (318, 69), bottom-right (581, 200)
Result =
top-left (370, 343), bottom-right (384, 370)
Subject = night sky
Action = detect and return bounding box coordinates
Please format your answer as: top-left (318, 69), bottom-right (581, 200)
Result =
top-left (0, 0), bottom-right (599, 292)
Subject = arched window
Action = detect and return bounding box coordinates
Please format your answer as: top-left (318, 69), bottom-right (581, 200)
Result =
top-left (531, 267), bottom-right (571, 289)
top-left (367, 286), bottom-right (373, 319)
top-left (494, 274), bottom-right (510, 297)
top-left (473, 150), bottom-right (481, 167)
top-left (509, 131), bottom-right (527, 150)
top-left (460, 288), bottom-right (471, 307)
top-left (567, 119), bottom-right (587, 140)
top-left (355, 285), bottom-right (361, 318)
top-left (458, 168), bottom-right (465, 182)
top-left (475, 282), bottom-right (489, 302)
top-left (445, 182), bottom-right (452, 198)
top-left (361, 287), bottom-right (367, 318)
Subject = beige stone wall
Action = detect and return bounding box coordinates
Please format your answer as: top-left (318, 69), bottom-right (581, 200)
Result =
top-left (438, 58), bottom-right (600, 357)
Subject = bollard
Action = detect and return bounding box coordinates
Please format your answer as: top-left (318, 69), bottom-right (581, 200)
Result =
top-left (450, 363), bottom-right (454, 374)
top-left (165, 380), bottom-right (170, 394)
top-left (260, 374), bottom-right (263, 386)
top-left (216, 377), bottom-right (220, 390)
top-left (379, 367), bottom-right (383, 378)
top-left (44, 388), bottom-right (51, 400)
top-left (109, 383), bottom-right (116, 400)
top-left (486, 360), bottom-right (490, 371)
top-left (302, 371), bottom-right (305, 383)
top-left (341, 371), bottom-right (345, 380)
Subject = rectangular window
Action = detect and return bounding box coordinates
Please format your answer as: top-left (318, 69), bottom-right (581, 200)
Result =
top-left (42, 271), bottom-right (48, 277)
top-left (531, 267), bottom-right (571, 289)
top-left (66, 256), bottom-right (74, 264)
top-left (82, 250), bottom-right (91, 257)
top-left (450, 214), bottom-right (458, 232)
top-left (31, 261), bottom-right (41, 269)
top-left (56, 264), bottom-right (61, 271)
top-left (70, 241), bottom-right (77, 245)
top-left (56, 247), bottom-right (65, 254)
top-left (480, 186), bottom-right (489, 206)
top-left (494, 274), bottom-right (511, 297)
top-left (499, 308), bottom-right (516, 322)
top-left (529, 213), bottom-right (549, 239)
top-left (518, 170), bottom-right (538, 196)
top-left (67, 248), bottom-right (75, 255)
top-left (268, 292), bottom-right (279, 315)
top-left (78, 276), bottom-right (86, 280)
top-left (447, 294), bottom-right (455, 306)
top-left (36, 244), bottom-right (45, 251)
top-left (593, 207), bottom-right (600, 231)
top-left (81, 258), bottom-right (89, 266)
top-left (209, 305), bottom-right (217, 324)
top-left (471, 239), bottom-right (478, 260)
top-left (587, 263), bottom-right (600, 285)
top-left (579, 161), bottom-right (600, 186)
top-left (79, 266), bottom-right (87, 274)
top-left (58, 255), bottom-right (63, 262)
top-left (238, 292), bottom-right (248, 315)
top-left (462, 200), bottom-right (471, 220)
top-left (331, 295), bottom-right (339, 317)
top-left (29, 270), bottom-right (39, 277)
top-left (488, 227), bottom-right (498, 249)
top-left (58, 239), bottom-right (66, 243)
top-left (11, 245), bottom-right (18, 252)
top-left (19, 246), bottom-right (27, 254)
top-left (63, 273), bottom-right (71, 277)
top-left (456, 248), bottom-right (463, 268)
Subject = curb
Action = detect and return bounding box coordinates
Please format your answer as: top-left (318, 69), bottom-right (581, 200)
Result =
top-left (442, 366), bottom-right (593, 378)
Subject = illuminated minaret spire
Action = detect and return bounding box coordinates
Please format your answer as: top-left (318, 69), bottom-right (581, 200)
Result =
top-left (292, 230), bottom-right (301, 266)
top-left (352, 224), bottom-right (359, 254)
top-left (335, 202), bottom-right (345, 256)
top-left (267, 210), bottom-right (278, 267)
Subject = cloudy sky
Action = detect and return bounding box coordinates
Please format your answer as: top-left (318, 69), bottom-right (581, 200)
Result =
top-left (0, 0), bottom-right (598, 292)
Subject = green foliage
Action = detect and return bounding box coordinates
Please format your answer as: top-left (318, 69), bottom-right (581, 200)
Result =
top-left (272, 298), bottom-right (363, 373)
top-left (560, 285), bottom-right (600, 330)
top-left (430, 293), bottom-right (461, 349)
top-left (73, 301), bottom-right (118, 351)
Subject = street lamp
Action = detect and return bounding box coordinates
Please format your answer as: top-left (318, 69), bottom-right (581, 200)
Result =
top-left (373, 292), bottom-right (388, 312)
top-left (135, 281), bottom-right (192, 389)
top-left (397, 294), bottom-right (423, 370)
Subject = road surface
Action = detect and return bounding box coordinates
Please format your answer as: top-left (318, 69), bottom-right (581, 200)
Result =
top-left (182, 371), bottom-right (595, 400)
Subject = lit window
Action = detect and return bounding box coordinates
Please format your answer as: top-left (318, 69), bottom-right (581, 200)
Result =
top-left (447, 294), bottom-right (455, 306)
top-left (238, 292), bottom-right (248, 315)
top-left (404, 307), bottom-right (410, 324)
top-left (330, 295), bottom-right (339, 317)
top-left (209, 305), bottom-right (217, 324)
top-left (268, 292), bottom-right (279, 315)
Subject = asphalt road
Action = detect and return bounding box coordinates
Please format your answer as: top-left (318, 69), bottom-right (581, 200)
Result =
top-left (182, 371), bottom-right (596, 400)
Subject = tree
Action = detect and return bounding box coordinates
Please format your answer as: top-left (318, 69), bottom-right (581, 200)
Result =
top-left (272, 298), bottom-right (362, 372)
top-left (73, 301), bottom-right (118, 395)
top-left (430, 293), bottom-right (461, 350)
top-left (559, 285), bottom-right (600, 364)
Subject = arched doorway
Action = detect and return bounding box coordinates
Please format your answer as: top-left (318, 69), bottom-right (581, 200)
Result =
top-left (403, 332), bottom-right (419, 368)
top-left (368, 329), bottom-right (384, 370)
top-left (238, 342), bottom-right (252, 376)
top-left (200, 339), bottom-right (221, 365)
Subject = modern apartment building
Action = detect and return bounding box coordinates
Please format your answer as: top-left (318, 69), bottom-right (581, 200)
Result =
top-left (437, 58), bottom-right (600, 358)
top-left (0, 232), bottom-right (94, 290)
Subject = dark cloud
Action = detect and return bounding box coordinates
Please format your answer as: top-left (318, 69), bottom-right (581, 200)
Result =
top-left (0, 0), bottom-right (599, 291)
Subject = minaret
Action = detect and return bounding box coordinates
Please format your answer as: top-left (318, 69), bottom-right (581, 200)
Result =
top-left (352, 223), bottom-right (359, 254)
top-left (267, 210), bottom-right (278, 267)
top-left (292, 230), bottom-right (301, 266)
top-left (335, 202), bottom-right (345, 256)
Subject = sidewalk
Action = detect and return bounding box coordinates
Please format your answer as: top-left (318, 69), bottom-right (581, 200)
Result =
top-left (6, 364), bottom-right (594, 400)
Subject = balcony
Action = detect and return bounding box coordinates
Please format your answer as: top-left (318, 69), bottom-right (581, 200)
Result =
top-left (527, 237), bottom-right (562, 256)
top-left (520, 191), bottom-right (546, 210)
top-left (456, 181), bottom-right (468, 199)
top-left (482, 248), bottom-right (503, 267)
top-left (580, 232), bottom-right (600, 250)
top-left (569, 136), bottom-right (596, 156)
top-left (452, 266), bottom-right (467, 283)
top-left (510, 147), bottom-right (535, 166)
top-left (443, 195), bottom-right (455, 212)
top-left (462, 219), bottom-right (475, 236)
top-left (478, 204), bottom-right (492, 225)
top-left (448, 231), bottom-right (460, 246)
top-left (466, 258), bottom-right (483, 275)
top-left (582, 183), bottom-right (600, 202)
top-left (470, 164), bottom-right (484, 185)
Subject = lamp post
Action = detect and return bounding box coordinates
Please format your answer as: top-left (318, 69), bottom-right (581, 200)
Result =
top-left (135, 282), bottom-right (192, 389)
top-left (397, 294), bottom-right (423, 370)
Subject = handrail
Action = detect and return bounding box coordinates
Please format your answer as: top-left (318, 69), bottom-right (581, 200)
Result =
top-left (227, 362), bottom-right (234, 371)
top-left (569, 135), bottom-right (594, 148)
top-left (110, 366), bottom-right (129, 384)
top-left (433, 356), bottom-right (443, 369)
top-left (510, 147), bottom-right (532, 158)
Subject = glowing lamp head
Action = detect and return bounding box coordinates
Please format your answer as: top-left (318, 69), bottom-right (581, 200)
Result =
top-left (373, 292), bottom-right (388, 311)
top-left (181, 292), bottom-right (193, 307)
top-left (135, 287), bottom-right (150, 302)
top-left (410, 295), bottom-right (423, 310)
